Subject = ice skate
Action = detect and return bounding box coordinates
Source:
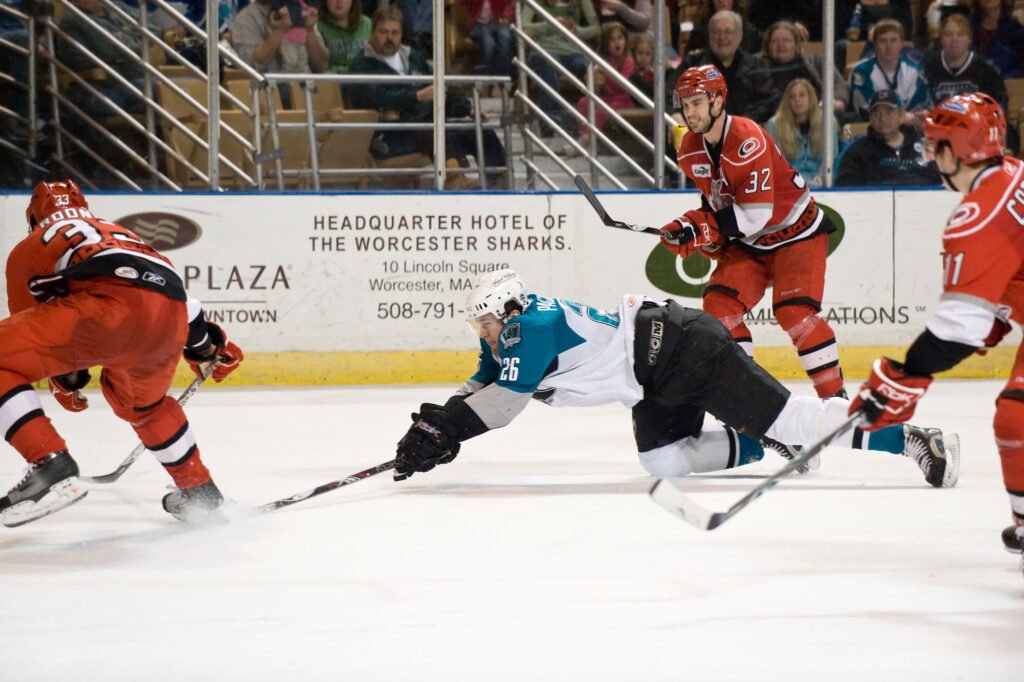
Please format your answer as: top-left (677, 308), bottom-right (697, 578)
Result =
top-left (761, 437), bottom-right (819, 475)
top-left (1001, 525), bottom-right (1023, 554)
top-left (0, 451), bottom-right (88, 528)
top-left (162, 480), bottom-right (224, 523)
top-left (903, 425), bottom-right (959, 488)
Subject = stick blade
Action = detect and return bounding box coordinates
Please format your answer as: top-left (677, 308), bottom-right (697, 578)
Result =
top-left (649, 479), bottom-right (717, 530)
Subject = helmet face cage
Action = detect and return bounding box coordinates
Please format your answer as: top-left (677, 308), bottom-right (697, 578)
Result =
top-left (26, 179), bottom-right (89, 231)
top-left (464, 269), bottom-right (529, 330)
top-left (673, 65), bottom-right (728, 109)
top-left (923, 93), bottom-right (1005, 165)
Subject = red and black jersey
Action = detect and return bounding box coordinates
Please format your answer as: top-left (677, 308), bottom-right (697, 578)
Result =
top-left (676, 115), bottom-right (827, 252)
top-left (927, 157), bottom-right (1024, 347)
top-left (6, 206), bottom-right (186, 314)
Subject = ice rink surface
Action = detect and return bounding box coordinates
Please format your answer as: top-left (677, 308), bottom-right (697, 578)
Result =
top-left (1, 380), bottom-right (1021, 681)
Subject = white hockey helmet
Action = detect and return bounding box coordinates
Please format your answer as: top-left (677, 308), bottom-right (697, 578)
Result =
top-left (464, 269), bottom-right (529, 323)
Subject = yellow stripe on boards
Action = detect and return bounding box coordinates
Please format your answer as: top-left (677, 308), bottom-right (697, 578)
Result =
top-left (51, 347), bottom-right (1018, 389)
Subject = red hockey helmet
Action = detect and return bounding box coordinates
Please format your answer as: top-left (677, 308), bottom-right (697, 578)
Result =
top-left (25, 179), bottom-right (89, 231)
top-left (923, 93), bottom-right (1006, 165)
top-left (673, 65), bottom-right (728, 108)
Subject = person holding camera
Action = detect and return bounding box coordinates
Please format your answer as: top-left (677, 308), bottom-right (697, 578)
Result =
top-left (232, 0), bottom-right (324, 73)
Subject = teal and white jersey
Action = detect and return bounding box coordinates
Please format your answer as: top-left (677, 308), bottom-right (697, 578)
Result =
top-left (849, 54), bottom-right (932, 118)
top-left (458, 294), bottom-right (650, 431)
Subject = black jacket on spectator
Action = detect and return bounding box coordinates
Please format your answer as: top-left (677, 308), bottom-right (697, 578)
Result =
top-left (970, 15), bottom-right (1024, 78)
top-left (921, 49), bottom-right (1008, 111)
top-left (672, 49), bottom-right (779, 123)
top-left (921, 49), bottom-right (1019, 154)
top-left (348, 45), bottom-right (471, 158)
top-left (835, 124), bottom-right (941, 187)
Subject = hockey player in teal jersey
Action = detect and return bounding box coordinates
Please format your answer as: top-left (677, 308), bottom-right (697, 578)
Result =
top-left (393, 269), bottom-right (960, 486)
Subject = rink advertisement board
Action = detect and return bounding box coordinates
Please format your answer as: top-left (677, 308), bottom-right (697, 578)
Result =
top-left (0, 188), bottom-right (1012, 382)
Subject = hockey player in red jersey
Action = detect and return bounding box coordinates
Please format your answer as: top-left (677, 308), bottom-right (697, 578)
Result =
top-left (849, 93), bottom-right (1024, 572)
top-left (661, 64), bottom-right (845, 400)
top-left (0, 180), bottom-right (243, 527)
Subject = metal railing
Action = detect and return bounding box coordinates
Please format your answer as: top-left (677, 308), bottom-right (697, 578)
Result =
top-left (0, 0), bottom-right (515, 190)
top-left (513, 0), bottom-right (681, 189)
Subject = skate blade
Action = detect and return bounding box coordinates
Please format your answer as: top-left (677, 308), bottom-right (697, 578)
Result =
top-left (941, 433), bottom-right (960, 489)
top-left (802, 453), bottom-right (821, 473)
top-left (2, 478), bottom-right (88, 528)
top-left (170, 504), bottom-right (229, 525)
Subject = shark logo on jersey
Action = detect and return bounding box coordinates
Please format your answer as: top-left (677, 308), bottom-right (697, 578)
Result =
top-left (647, 319), bottom-right (664, 365)
top-left (501, 322), bottom-right (522, 350)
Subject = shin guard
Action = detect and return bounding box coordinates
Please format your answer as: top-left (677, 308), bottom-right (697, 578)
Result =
top-left (774, 304), bottom-right (843, 399)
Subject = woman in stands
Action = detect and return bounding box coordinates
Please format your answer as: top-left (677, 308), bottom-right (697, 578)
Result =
top-left (765, 77), bottom-right (837, 187)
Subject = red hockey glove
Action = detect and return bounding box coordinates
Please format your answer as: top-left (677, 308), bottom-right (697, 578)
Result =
top-left (848, 358), bottom-right (933, 430)
top-left (183, 322), bottom-right (244, 382)
top-left (659, 210), bottom-right (726, 260)
top-left (659, 217), bottom-right (698, 258)
top-left (682, 209), bottom-right (726, 251)
top-left (48, 369), bottom-right (91, 412)
top-left (976, 305), bottom-right (1012, 356)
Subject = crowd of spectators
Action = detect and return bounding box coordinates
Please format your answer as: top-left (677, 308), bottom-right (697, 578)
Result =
top-left (2, 0), bottom-right (1024, 189)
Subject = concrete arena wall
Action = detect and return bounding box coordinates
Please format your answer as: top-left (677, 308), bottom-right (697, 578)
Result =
top-left (1, 188), bottom-right (1017, 387)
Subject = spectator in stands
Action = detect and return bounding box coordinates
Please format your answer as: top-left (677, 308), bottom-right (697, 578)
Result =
top-left (57, 0), bottom-right (158, 116)
top-left (763, 20), bottom-right (849, 116)
top-left (628, 30), bottom-right (655, 101)
top-left (923, 14), bottom-right (1007, 107)
top-left (522, 0), bottom-right (599, 135)
top-left (348, 5), bottom-right (508, 188)
top-left (671, 9), bottom-right (778, 123)
top-left (835, 89), bottom-right (941, 186)
top-left (686, 0), bottom-right (761, 55)
top-left (398, 0), bottom-right (432, 53)
top-left (969, 0), bottom-right (1024, 77)
top-left (309, 0), bottom-right (371, 73)
top-left (848, 18), bottom-right (931, 121)
top-left (231, 0), bottom-right (323, 74)
top-left (923, 13), bottom-right (1018, 154)
top-left (459, 0), bottom-right (515, 82)
top-left (749, 0), bottom-right (822, 41)
top-left (765, 77), bottom-right (838, 187)
top-left (596, 0), bottom-right (651, 33)
top-left (922, 0), bottom-right (971, 47)
top-left (573, 21), bottom-right (634, 150)
top-left (834, 0), bottom-right (913, 68)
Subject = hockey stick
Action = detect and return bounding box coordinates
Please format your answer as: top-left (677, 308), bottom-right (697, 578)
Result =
top-left (649, 412), bottom-right (862, 531)
top-left (257, 459), bottom-right (396, 513)
top-left (80, 366), bottom-right (213, 485)
top-left (573, 174), bottom-right (668, 237)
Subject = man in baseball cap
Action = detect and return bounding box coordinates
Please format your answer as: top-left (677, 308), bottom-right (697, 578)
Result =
top-left (836, 89), bottom-right (941, 186)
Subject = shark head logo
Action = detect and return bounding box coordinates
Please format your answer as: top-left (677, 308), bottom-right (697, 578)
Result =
top-left (644, 202), bottom-right (846, 298)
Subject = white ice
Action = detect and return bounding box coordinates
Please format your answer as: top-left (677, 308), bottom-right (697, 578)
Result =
top-left (0, 380), bottom-right (1021, 682)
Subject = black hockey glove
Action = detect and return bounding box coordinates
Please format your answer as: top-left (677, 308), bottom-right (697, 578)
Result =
top-left (394, 403), bottom-right (461, 481)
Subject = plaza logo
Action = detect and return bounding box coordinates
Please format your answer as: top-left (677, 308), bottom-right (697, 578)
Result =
top-left (115, 212), bottom-right (202, 250)
top-left (644, 203), bottom-right (845, 298)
